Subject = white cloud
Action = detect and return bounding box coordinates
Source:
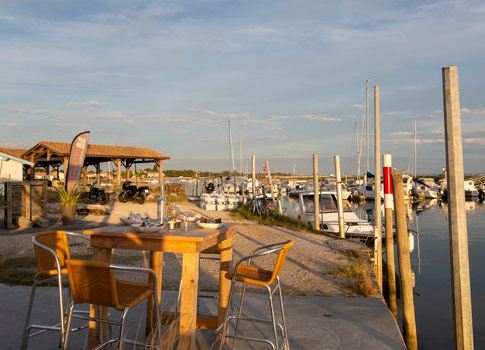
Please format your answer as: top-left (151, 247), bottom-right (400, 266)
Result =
top-left (463, 138), bottom-right (485, 145)
top-left (196, 138), bottom-right (216, 143)
top-left (350, 104), bottom-right (364, 109)
top-left (0, 122), bottom-right (17, 126)
top-left (66, 100), bottom-right (108, 107)
top-left (271, 114), bottom-right (340, 122)
top-left (0, 105), bottom-right (51, 115)
top-left (193, 108), bottom-right (217, 116)
top-left (461, 108), bottom-right (485, 116)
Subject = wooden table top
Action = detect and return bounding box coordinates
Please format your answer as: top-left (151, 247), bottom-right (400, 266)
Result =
top-left (83, 223), bottom-right (235, 253)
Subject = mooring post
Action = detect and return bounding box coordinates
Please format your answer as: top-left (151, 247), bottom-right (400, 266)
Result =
top-left (392, 171), bottom-right (418, 350)
top-left (265, 161), bottom-right (278, 211)
top-left (374, 85), bottom-right (383, 291)
top-left (252, 155), bottom-right (256, 198)
top-left (383, 154), bottom-right (397, 320)
top-left (442, 65), bottom-right (474, 350)
top-left (334, 155), bottom-right (345, 238)
top-left (313, 154), bottom-right (320, 230)
top-left (195, 172), bottom-right (199, 197)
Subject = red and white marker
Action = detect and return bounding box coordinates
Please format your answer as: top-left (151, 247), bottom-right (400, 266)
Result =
top-left (383, 154), bottom-right (393, 209)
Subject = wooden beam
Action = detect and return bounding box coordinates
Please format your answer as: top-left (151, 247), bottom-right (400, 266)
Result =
top-left (443, 65), bottom-right (474, 350)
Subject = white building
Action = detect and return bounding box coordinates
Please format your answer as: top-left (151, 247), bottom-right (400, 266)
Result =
top-left (0, 151), bottom-right (33, 183)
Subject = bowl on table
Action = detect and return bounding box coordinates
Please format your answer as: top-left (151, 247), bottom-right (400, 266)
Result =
top-left (120, 217), bottom-right (141, 225)
top-left (196, 217), bottom-right (223, 229)
top-left (131, 223), bottom-right (164, 233)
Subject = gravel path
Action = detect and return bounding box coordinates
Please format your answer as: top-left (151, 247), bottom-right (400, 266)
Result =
top-left (0, 200), bottom-right (371, 297)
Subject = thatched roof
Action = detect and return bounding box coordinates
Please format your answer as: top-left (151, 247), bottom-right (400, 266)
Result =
top-left (22, 141), bottom-right (170, 160)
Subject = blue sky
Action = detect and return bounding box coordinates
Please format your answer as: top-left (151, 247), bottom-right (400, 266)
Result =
top-left (0, 0), bottom-right (484, 174)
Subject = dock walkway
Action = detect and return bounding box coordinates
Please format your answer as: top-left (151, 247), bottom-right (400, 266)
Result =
top-left (0, 284), bottom-right (405, 350)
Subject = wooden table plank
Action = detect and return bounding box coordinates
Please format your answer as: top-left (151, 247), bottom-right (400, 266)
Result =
top-left (179, 252), bottom-right (200, 350)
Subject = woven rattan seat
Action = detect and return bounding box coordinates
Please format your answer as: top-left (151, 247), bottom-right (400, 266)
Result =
top-left (63, 259), bottom-right (161, 350)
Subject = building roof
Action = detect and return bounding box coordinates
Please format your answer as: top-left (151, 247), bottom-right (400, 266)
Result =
top-left (0, 151), bottom-right (33, 166)
top-left (22, 141), bottom-right (170, 160)
top-left (0, 148), bottom-right (28, 158)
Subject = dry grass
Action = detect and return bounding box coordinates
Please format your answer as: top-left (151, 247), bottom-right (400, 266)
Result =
top-left (329, 256), bottom-right (377, 297)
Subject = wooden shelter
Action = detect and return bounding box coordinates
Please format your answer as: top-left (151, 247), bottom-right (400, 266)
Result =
top-left (21, 141), bottom-right (170, 186)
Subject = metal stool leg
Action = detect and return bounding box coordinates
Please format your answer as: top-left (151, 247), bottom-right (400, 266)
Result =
top-left (267, 285), bottom-right (279, 350)
top-left (218, 280), bottom-right (236, 350)
top-left (277, 278), bottom-right (289, 350)
top-left (117, 307), bottom-right (129, 350)
top-left (62, 303), bottom-right (75, 350)
top-left (56, 270), bottom-right (66, 348)
top-left (231, 283), bottom-right (247, 350)
top-left (20, 274), bottom-right (39, 350)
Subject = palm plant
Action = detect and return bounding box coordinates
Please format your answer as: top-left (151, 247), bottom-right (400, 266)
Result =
top-left (55, 183), bottom-right (81, 206)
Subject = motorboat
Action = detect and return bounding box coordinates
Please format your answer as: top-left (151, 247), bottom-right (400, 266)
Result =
top-left (299, 192), bottom-right (375, 239)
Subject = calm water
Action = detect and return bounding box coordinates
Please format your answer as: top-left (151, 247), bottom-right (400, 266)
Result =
top-left (178, 181), bottom-right (485, 348)
top-left (282, 195), bottom-right (485, 349)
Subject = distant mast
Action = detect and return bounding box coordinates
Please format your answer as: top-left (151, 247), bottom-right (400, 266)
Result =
top-left (228, 116), bottom-right (236, 193)
top-left (239, 134), bottom-right (244, 176)
top-left (365, 79), bottom-right (370, 186)
top-left (414, 118), bottom-right (417, 179)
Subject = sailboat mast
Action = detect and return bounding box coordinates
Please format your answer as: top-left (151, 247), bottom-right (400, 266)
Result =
top-left (228, 117), bottom-right (236, 194)
top-left (414, 118), bottom-right (417, 179)
top-left (365, 79), bottom-right (370, 182)
top-left (239, 134), bottom-right (243, 176)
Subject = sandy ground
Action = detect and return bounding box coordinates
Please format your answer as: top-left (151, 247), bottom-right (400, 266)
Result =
top-left (0, 199), bottom-right (372, 297)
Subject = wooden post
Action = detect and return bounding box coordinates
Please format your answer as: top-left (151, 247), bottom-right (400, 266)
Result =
top-left (392, 171), bottom-right (418, 350)
top-left (334, 155), bottom-right (345, 238)
top-left (442, 65), bottom-right (474, 350)
top-left (252, 156), bottom-right (256, 197)
top-left (96, 163), bottom-right (101, 186)
top-left (383, 154), bottom-right (397, 320)
top-left (195, 172), bottom-right (199, 197)
top-left (116, 158), bottom-right (122, 186)
top-left (125, 161), bottom-right (130, 181)
top-left (82, 166), bottom-right (88, 185)
top-left (313, 154), bottom-right (320, 230)
top-left (265, 161), bottom-right (277, 210)
top-left (63, 157), bottom-right (69, 181)
top-left (374, 85), bottom-right (383, 291)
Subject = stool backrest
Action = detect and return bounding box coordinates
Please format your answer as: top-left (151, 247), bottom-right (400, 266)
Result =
top-left (269, 240), bottom-right (294, 285)
top-left (34, 231), bottom-right (70, 274)
top-left (66, 259), bottom-right (122, 310)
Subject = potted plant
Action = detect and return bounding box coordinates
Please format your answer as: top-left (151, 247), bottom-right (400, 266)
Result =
top-left (55, 184), bottom-right (81, 225)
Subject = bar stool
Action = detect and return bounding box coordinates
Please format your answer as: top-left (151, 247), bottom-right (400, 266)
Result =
top-left (63, 259), bottom-right (161, 350)
top-left (217, 240), bottom-right (294, 350)
top-left (20, 230), bottom-right (90, 350)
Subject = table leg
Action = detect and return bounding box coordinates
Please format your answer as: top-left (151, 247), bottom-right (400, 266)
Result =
top-left (218, 237), bottom-right (233, 326)
top-left (146, 251), bottom-right (163, 336)
top-left (179, 252), bottom-right (200, 350)
top-left (89, 247), bottom-right (112, 349)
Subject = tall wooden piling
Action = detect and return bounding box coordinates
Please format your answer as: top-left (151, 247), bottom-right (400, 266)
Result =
top-left (442, 65), bottom-right (474, 350)
top-left (252, 156), bottom-right (256, 197)
top-left (312, 154), bottom-right (320, 230)
top-left (392, 171), bottom-right (418, 350)
top-left (383, 154), bottom-right (397, 320)
top-left (265, 161), bottom-right (277, 210)
top-left (374, 85), bottom-right (383, 291)
top-left (334, 155), bottom-right (345, 238)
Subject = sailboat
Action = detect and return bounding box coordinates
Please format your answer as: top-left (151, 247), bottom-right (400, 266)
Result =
top-left (408, 119), bottom-right (439, 199)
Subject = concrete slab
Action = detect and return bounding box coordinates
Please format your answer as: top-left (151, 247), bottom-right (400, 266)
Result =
top-left (0, 284), bottom-right (405, 350)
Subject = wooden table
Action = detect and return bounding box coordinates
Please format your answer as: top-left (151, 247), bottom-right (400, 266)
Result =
top-left (83, 224), bottom-right (235, 350)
